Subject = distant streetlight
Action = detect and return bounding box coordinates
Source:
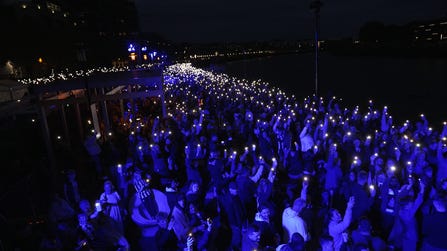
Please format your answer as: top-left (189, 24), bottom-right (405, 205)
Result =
top-left (310, 0), bottom-right (323, 96)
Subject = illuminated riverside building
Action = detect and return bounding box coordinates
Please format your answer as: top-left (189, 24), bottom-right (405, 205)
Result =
top-left (413, 18), bottom-right (447, 44)
top-left (1, 0), bottom-right (140, 76)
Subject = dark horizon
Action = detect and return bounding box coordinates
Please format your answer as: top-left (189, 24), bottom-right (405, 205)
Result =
top-left (135, 0), bottom-right (447, 43)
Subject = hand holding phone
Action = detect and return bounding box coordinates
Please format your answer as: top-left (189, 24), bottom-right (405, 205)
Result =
top-left (95, 201), bottom-right (102, 212)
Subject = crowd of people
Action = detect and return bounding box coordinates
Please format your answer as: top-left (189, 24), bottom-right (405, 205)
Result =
top-left (45, 63), bottom-right (447, 251)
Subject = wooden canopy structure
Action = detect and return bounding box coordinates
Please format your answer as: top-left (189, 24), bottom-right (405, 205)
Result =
top-left (22, 68), bottom-right (165, 176)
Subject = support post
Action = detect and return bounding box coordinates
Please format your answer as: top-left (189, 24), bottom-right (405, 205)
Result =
top-left (60, 104), bottom-right (71, 147)
top-left (74, 102), bottom-right (84, 140)
top-left (100, 88), bottom-right (111, 136)
top-left (37, 98), bottom-right (56, 191)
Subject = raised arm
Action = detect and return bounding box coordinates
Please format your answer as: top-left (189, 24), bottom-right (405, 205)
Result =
top-left (331, 196), bottom-right (355, 234)
top-left (410, 180), bottom-right (425, 216)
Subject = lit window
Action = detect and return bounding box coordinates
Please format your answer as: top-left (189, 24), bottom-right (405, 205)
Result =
top-left (47, 2), bottom-right (61, 12)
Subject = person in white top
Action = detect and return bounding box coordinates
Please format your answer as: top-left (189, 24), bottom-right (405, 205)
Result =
top-left (99, 180), bottom-right (124, 233)
top-left (282, 181), bottom-right (309, 243)
top-left (328, 196), bottom-right (355, 251)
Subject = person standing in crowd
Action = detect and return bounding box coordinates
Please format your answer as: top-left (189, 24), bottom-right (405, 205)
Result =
top-left (241, 224), bottom-right (261, 251)
top-left (186, 180), bottom-right (203, 209)
top-left (437, 140), bottom-right (447, 185)
top-left (63, 169), bottom-right (81, 209)
top-left (79, 199), bottom-right (98, 219)
top-left (282, 197), bottom-right (309, 243)
top-left (220, 181), bottom-right (247, 251)
top-left (255, 204), bottom-right (280, 248)
top-left (421, 192), bottom-right (447, 251)
top-left (170, 193), bottom-right (190, 245)
top-left (351, 218), bottom-right (387, 251)
top-left (207, 149), bottom-right (225, 191)
top-left (165, 179), bottom-right (181, 210)
top-left (99, 180), bottom-right (124, 233)
top-left (83, 132), bottom-right (103, 177)
top-left (150, 143), bottom-right (171, 183)
top-left (319, 235), bottom-right (335, 251)
top-left (76, 205), bottom-right (129, 250)
top-left (328, 196), bottom-right (355, 251)
top-left (388, 179), bottom-right (425, 251)
top-left (349, 170), bottom-right (376, 223)
top-left (235, 165), bottom-right (258, 222)
top-left (287, 232), bottom-right (306, 251)
top-left (129, 170), bottom-right (171, 251)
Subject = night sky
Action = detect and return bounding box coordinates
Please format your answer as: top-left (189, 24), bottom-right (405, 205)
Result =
top-left (135, 0), bottom-right (447, 43)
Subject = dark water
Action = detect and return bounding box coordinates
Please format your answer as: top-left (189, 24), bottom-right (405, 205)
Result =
top-left (218, 53), bottom-right (447, 125)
